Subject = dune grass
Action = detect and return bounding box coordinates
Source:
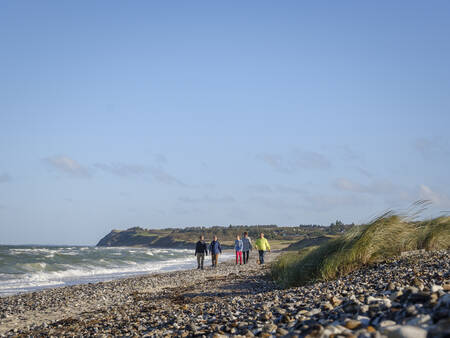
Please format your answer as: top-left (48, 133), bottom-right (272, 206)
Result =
top-left (272, 207), bottom-right (450, 287)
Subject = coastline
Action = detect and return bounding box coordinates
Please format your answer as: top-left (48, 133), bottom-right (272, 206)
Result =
top-left (0, 249), bottom-right (270, 335)
top-left (1, 250), bottom-right (449, 337)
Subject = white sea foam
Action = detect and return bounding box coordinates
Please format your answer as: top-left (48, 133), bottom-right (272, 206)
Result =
top-left (0, 246), bottom-right (233, 296)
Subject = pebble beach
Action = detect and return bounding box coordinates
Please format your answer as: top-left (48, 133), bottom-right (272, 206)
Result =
top-left (0, 250), bottom-right (449, 337)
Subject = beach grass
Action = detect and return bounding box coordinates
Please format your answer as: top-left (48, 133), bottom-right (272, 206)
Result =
top-left (272, 206), bottom-right (450, 287)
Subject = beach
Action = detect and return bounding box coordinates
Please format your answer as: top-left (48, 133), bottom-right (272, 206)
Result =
top-left (0, 250), bottom-right (449, 337)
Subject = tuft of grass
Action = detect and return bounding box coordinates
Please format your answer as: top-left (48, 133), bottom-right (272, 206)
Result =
top-left (272, 211), bottom-right (450, 287)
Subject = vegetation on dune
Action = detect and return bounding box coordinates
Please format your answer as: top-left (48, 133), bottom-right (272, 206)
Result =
top-left (272, 203), bottom-right (450, 287)
top-left (97, 222), bottom-right (354, 248)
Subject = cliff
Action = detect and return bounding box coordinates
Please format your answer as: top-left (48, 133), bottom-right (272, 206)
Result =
top-left (96, 228), bottom-right (197, 248)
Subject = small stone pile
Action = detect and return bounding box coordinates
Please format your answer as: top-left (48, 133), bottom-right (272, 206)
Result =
top-left (1, 251), bottom-right (449, 337)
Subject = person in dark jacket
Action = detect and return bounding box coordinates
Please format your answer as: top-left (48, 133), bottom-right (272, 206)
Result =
top-left (241, 231), bottom-right (252, 264)
top-left (195, 235), bottom-right (208, 270)
top-left (208, 235), bottom-right (222, 268)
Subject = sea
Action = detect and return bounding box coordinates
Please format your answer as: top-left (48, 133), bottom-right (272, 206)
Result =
top-left (0, 245), bottom-right (231, 297)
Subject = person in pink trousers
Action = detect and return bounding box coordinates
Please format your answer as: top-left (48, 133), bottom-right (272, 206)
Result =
top-left (235, 235), bottom-right (243, 265)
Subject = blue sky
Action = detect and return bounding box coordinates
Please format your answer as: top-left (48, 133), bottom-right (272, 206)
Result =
top-left (1, 1), bottom-right (449, 245)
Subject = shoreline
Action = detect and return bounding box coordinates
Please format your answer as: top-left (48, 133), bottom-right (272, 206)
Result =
top-left (0, 247), bottom-right (235, 298)
top-left (0, 249), bottom-right (272, 335)
top-left (1, 250), bottom-right (449, 337)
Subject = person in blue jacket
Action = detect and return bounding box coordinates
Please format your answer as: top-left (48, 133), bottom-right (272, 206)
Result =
top-left (208, 235), bottom-right (222, 268)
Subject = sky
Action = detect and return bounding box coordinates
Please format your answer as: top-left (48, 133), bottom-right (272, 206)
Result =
top-left (1, 1), bottom-right (450, 245)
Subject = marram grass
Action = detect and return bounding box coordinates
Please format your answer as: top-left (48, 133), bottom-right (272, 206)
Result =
top-left (272, 213), bottom-right (450, 287)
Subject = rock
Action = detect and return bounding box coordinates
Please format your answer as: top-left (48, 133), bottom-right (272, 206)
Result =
top-left (263, 323), bottom-right (277, 333)
top-left (322, 301), bottom-right (333, 311)
top-left (406, 314), bottom-right (432, 327)
top-left (245, 329), bottom-right (255, 337)
top-left (408, 291), bottom-right (430, 303)
top-left (387, 282), bottom-right (396, 291)
top-left (367, 325), bottom-right (376, 333)
top-left (379, 320), bottom-right (397, 327)
top-left (309, 308), bottom-right (321, 316)
top-left (360, 304), bottom-right (369, 313)
top-left (386, 325), bottom-right (427, 338)
top-left (436, 294), bottom-right (450, 307)
top-left (344, 319), bottom-right (361, 330)
top-left (427, 318), bottom-right (450, 338)
top-left (276, 327), bottom-right (289, 335)
top-left (412, 278), bottom-right (424, 290)
top-left (280, 314), bottom-right (293, 323)
top-left (405, 305), bottom-right (418, 316)
top-left (356, 315), bottom-right (370, 327)
top-left (331, 296), bottom-right (342, 307)
top-left (431, 285), bottom-right (444, 293)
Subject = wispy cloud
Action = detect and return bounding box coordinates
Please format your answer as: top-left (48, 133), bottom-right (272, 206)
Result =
top-left (275, 184), bottom-right (307, 195)
top-left (43, 155), bottom-right (91, 178)
top-left (0, 172), bottom-right (12, 183)
top-left (413, 137), bottom-right (450, 159)
top-left (149, 167), bottom-right (186, 186)
top-left (419, 185), bottom-right (450, 208)
top-left (154, 153), bottom-right (167, 165)
top-left (247, 184), bottom-right (306, 195)
top-left (355, 167), bottom-right (373, 178)
top-left (334, 178), bottom-right (400, 195)
top-left (95, 161), bottom-right (186, 186)
top-left (179, 195), bottom-right (235, 204)
top-left (333, 178), bottom-right (450, 209)
top-left (302, 192), bottom-right (367, 212)
top-left (249, 196), bottom-right (299, 210)
top-left (336, 145), bottom-right (363, 162)
top-left (257, 148), bottom-right (331, 173)
top-left (94, 163), bottom-right (148, 177)
top-left (247, 184), bottom-right (273, 193)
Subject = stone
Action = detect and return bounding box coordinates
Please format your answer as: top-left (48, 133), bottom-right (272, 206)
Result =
top-left (280, 314), bottom-right (293, 323)
top-left (387, 325), bottom-right (427, 338)
top-left (276, 327), bottom-right (289, 335)
top-left (387, 282), bottom-right (396, 291)
top-left (405, 305), bottom-right (417, 316)
top-left (356, 315), bottom-right (370, 327)
top-left (427, 318), bottom-right (450, 338)
top-left (309, 308), bottom-right (321, 316)
top-left (322, 301), bottom-right (334, 311)
top-left (331, 296), bottom-right (342, 307)
top-left (367, 325), bottom-right (376, 333)
top-left (379, 320), bottom-right (397, 327)
top-left (410, 314), bottom-right (433, 327)
top-left (431, 285), bottom-right (444, 293)
top-left (344, 319), bottom-right (361, 330)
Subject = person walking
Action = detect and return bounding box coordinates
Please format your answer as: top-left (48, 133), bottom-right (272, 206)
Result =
top-left (235, 235), bottom-right (243, 265)
top-left (242, 232), bottom-right (252, 264)
top-left (194, 235), bottom-right (208, 270)
top-left (208, 235), bottom-right (222, 268)
top-left (254, 233), bottom-right (271, 264)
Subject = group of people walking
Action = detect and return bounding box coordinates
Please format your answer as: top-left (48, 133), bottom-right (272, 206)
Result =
top-left (194, 232), bottom-right (271, 269)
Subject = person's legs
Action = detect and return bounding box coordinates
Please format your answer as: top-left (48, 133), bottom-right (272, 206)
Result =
top-left (236, 252), bottom-right (238, 265)
top-left (211, 253), bottom-right (216, 267)
top-left (238, 251), bottom-right (242, 264)
top-left (214, 253), bottom-right (219, 267)
top-left (199, 253), bottom-right (204, 269)
top-left (259, 250), bottom-right (265, 264)
top-left (243, 251), bottom-right (249, 264)
top-left (196, 254), bottom-right (201, 269)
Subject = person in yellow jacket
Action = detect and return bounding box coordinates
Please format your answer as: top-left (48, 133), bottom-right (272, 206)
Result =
top-left (254, 233), bottom-right (271, 264)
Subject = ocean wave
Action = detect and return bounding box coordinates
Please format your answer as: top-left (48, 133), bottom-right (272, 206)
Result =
top-left (0, 246), bottom-right (233, 296)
